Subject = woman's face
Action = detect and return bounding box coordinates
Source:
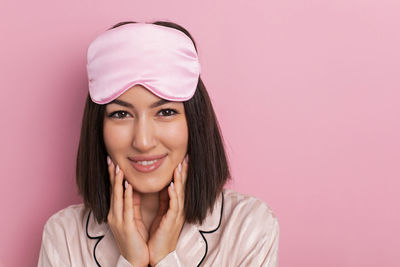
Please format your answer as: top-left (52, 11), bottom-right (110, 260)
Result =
top-left (103, 85), bottom-right (188, 193)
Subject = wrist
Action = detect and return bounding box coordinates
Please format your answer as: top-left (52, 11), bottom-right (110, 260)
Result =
top-left (127, 258), bottom-right (148, 267)
top-left (149, 257), bottom-right (161, 267)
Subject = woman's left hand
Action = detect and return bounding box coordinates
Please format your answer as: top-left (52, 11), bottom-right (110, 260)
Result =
top-left (147, 155), bottom-right (189, 266)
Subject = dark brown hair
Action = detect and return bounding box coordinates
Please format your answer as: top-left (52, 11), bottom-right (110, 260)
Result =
top-left (76, 20), bottom-right (231, 224)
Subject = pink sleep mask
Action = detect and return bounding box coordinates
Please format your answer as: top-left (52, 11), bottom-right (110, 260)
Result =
top-left (86, 23), bottom-right (201, 104)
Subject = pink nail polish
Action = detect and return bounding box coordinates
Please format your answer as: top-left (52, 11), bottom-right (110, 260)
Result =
top-left (107, 156), bottom-right (111, 165)
top-left (185, 155), bottom-right (189, 163)
top-left (170, 181), bottom-right (175, 190)
top-left (124, 180), bottom-right (128, 188)
top-left (178, 163), bottom-right (182, 173)
top-left (116, 165), bottom-right (120, 174)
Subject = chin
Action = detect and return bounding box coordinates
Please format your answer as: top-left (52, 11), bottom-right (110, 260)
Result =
top-left (127, 175), bottom-right (171, 194)
top-left (133, 184), bottom-right (168, 194)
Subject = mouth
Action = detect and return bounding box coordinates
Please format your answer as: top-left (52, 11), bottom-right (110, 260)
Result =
top-left (128, 154), bottom-right (167, 173)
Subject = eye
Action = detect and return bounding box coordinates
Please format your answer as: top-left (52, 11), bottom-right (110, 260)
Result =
top-left (158, 108), bottom-right (178, 117)
top-left (108, 110), bottom-right (131, 119)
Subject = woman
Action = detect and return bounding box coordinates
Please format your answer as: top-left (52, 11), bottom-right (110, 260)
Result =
top-left (38, 20), bottom-right (279, 267)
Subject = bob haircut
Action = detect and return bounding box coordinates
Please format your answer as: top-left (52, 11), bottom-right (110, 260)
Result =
top-left (76, 20), bottom-right (231, 225)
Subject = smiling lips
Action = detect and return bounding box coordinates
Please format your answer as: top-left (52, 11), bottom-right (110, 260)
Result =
top-left (128, 154), bottom-right (167, 173)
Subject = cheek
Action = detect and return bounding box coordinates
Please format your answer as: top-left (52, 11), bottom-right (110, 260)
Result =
top-left (159, 121), bottom-right (188, 151)
top-left (103, 122), bottom-right (132, 151)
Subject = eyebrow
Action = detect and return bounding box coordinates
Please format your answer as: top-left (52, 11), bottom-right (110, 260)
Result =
top-left (109, 99), bottom-right (171, 109)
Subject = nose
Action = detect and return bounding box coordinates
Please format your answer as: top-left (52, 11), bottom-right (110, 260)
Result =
top-left (131, 116), bottom-right (157, 152)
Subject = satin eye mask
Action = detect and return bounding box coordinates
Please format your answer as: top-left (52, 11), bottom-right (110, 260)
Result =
top-left (86, 23), bottom-right (201, 104)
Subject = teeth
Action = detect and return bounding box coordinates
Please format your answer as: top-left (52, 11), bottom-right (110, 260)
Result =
top-left (136, 159), bottom-right (158, 166)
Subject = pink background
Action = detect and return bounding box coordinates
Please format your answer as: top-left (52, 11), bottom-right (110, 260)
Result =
top-left (1, 0), bottom-right (399, 266)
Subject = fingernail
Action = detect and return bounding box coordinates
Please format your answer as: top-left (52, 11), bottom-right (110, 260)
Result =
top-left (185, 155), bottom-right (189, 163)
top-left (107, 156), bottom-right (111, 165)
top-left (178, 163), bottom-right (182, 173)
top-left (124, 180), bottom-right (128, 188)
top-left (170, 181), bottom-right (175, 190)
top-left (116, 165), bottom-right (120, 175)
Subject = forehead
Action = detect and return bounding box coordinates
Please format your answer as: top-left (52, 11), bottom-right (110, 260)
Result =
top-left (107, 85), bottom-right (182, 109)
top-left (119, 84), bottom-right (160, 101)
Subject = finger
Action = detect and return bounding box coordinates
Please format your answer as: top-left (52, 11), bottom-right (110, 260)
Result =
top-left (132, 188), bottom-right (143, 221)
top-left (123, 181), bottom-right (134, 223)
top-left (182, 155), bottom-right (189, 187)
top-left (157, 187), bottom-right (169, 216)
top-left (173, 163), bottom-right (183, 210)
top-left (176, 155), bottom-right (189, 208)
top-left (181, 155), bottom-right (189, 201)
top-left (107, 156), bottom-right (115, 212)
top-left (113, 165), bottom-right (124, 220)
top-left (165, 182), bottom-right (179, 221)
top-left (107, 156), bottom-right (116, 192)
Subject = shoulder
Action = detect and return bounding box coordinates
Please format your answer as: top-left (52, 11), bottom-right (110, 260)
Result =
top-left (217, 189), bottom-right (280, 265)
top-left (39, 204), bottom-right (89, 265)
top-left (43, 203), bottom-right (88, 236)
top-left (223, 189), bottom-right (278, 219)
top-left (222, 188), bottom-right (279, 236)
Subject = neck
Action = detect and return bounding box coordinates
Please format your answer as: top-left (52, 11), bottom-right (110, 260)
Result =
top-left (140, 192), bottom-right (159, 232)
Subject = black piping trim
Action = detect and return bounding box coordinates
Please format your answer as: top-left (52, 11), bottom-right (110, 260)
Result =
top-left (85, 193), bottom-right (224, 267)
top-left (197, 191), bottom-right (224, 267)
top-left (86, 211), bottom-right (105, 267)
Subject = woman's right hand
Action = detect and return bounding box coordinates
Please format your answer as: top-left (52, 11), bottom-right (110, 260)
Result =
top-left (107, 156), bottom-right (150, 267)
